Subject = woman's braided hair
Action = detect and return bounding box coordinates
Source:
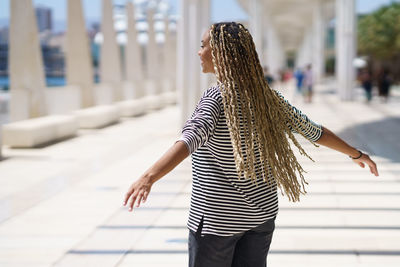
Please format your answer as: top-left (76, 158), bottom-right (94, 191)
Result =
top-left (209, 22), bottom-right (318, 202)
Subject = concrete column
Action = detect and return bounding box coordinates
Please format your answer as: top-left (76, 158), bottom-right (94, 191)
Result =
top-left (9, 0), bottom-right (47, 121)
top-left (66, 0), bottom-right (94, 108)
top-left (166, 18), bottom-right (177, 92)
top-left (163, 16), bottom-right (171, 93)
top-left (163, 16), bottom-right (177, 93)
top-left (177, 0), bottom-right (190, 126)
top-left (177, 0), bottom-right (210, 126)
top-left (188, 0), bottom-right (201, 105)
top-left (125, 1), bottom-right (144, 98)
top-left (312, 0), bottom-right (325, 84)
top-left (145, 8), bottom-right (161, 95)
top-left (265, 19), bottom-right (286, 80)
top-left (296, 28), bottom-right (313, 69)
top-left (198, 0), bottom-right (211, 97)
top-left (261, 22), bottom-right (269, 67)
top-left (100, 0), bottom-right (123, 101)
top-left (249, 0), bottom-right (263, 56)
top-left (335, 0), bottom-right (356, 100)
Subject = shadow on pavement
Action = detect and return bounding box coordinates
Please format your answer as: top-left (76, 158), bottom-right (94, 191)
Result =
top-left (337, 117), bottom-right (400, 163)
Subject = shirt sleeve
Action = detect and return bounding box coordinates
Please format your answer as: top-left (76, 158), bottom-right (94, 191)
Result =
top-left (274, 90), bottom-right (323, 142)
top-left (177, 96), bottom-right (221, 154)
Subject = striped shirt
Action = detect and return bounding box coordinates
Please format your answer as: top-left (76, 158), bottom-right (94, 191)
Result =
top-left (178, 85), bottom-right (322, 236)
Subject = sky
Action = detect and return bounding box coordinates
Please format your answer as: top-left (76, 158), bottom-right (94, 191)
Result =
top-left (0, 0), bottom-right (398, 31)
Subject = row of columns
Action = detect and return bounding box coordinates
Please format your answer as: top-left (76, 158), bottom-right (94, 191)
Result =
top-left (246, 0), bottom-right (356, 100)
top-left (9, 0), bottom-right (357, 124)
top-left (249, 1), bottom-right (286, 80)
top-left (9, 0), bottom-right (177, 122)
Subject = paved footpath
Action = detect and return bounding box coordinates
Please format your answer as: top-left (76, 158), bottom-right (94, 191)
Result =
top-left (0, 81), bottom-right (399, 267)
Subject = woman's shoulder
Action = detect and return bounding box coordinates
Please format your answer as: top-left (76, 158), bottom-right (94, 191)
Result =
top-left (203, 83), bottom-right (222, 101)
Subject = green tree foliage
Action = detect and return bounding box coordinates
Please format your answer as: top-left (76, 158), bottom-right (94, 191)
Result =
top-left (358, 3), bottom-right (400, 59)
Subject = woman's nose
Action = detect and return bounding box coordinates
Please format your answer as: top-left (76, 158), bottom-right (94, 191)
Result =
top-left (198, 50), bottom-right (201, 56)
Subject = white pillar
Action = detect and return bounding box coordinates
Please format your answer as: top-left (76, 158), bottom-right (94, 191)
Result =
top-left (177, 0), bottom-right (210, 126)
top-left (312, 0), bottom-right (325, 84)
top-left (145, 8), bottom-right (161, 96)
top-left (163, 16), bottom-right (171, 93)
top-left (261, 21), bottom-right (269, 67)
top-left (166, 18), bottom-right (178, 93)
top-left (163, 16), bottom-right (178, 94)
top-left (125, 2), bottom-right (144, 98)
top-left (66, 0), bottom-right (94, 108)
top-left (177, 0), bottom-right (190, 126)
top-left (249, 0), bottom-right (263, 57)
top-left (9, 0), bottom-right (47, 121)
top-left (198, 0), bottom-right (211, 99)
top-left (265, 18), bottom-right (286, 80)
top-left (336, 0), bottom-right (356, 100)
top-left (100, 0), bottom-right (123, 102)
top-left (296, 28), bottom-right (313, 69)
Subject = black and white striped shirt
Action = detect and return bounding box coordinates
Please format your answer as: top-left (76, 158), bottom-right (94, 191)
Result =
top-left (178, 85), bottom-right (322, 236)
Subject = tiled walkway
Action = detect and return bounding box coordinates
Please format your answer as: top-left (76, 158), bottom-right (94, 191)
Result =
top-left (0, 81), bottom-right (399, 267)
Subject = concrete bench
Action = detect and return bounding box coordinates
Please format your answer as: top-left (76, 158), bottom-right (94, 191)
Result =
top-left (117, 99), bottom-right (147, 117)
top-left (74, 105), bottom-right (120, 129)
top-left (161, 91), bottom-right (177, 105)
top-left (142, 95), bottom-right (166, 111)
top-left (2, 115), bottom-right (78, 148)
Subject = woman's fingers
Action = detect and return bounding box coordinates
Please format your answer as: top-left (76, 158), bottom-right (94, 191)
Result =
top-left (368, 160), bottom-right (379, 176)
top-left (143, 191), bottom-right (149, 203)
top-left (129, 192), bottom-right (137, 211)
top-left (364, 155), bottom-right (379, 176)
top-left (136, 191), bottom-right (145, 207)
top-left (123, 190), bottom-right (133, 206)
top-left (354, 155), bottom-right (379, 177)
top-left (124, 177), bottom-right (153, 212)
top-left (124, 187), bottom-right (151, 211)
top-left (352, 154), bottom-right (379, 177)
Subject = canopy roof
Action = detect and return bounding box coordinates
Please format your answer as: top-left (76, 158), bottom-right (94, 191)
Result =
top-left (238, 0), bottom-right (335, 51)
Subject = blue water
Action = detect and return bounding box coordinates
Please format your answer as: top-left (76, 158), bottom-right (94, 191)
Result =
top-left (0, 76), bottom-right (66, 90)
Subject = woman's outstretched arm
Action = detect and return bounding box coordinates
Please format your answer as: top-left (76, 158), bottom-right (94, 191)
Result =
top-left (123, 141), bottom-right (189, 211)
top-left (316, 126), bottom-right (379, 176)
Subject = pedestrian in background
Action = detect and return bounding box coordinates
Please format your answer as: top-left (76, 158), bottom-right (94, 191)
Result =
top-left (263, 66), bottom-right (275, 86)
top-left (377, 68), bottom-right (392, 103)
top-left (360, 68), bottom-right (373, 102)
top-left (294, 67), bottom-right (304, 95)
top-left (303, 64), bottom-right (313, 103)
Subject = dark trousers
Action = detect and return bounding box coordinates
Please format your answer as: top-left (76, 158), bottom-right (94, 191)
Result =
top-left (188, 218), bottom-right (275, 267)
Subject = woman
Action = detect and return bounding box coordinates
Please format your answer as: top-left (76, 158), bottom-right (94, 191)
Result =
top-left (123, 22), bottom-right (378, 267)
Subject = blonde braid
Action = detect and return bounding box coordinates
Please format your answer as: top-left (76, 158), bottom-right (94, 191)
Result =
top-left (209, 22), bottom-right (320, 201)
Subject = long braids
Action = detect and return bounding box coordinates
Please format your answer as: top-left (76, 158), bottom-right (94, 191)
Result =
top-left (210, 22), bottom-right (318, 202)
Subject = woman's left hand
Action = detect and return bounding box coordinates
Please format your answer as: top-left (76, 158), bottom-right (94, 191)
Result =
top-left (123, 175), bottom-right (153, 212)
top-left (352, 153), bottom-right (379, 177)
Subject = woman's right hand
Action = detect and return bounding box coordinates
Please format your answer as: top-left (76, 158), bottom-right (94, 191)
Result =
top-left (352, 153), bottom-right (379, 177)
top-left (122, 141), bottom-right (189, 212)
top-left (123, 175), bottom-right (153, 211)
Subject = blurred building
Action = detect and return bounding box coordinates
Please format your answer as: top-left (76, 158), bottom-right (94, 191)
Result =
top-left (0, 26), bottom-right (8, 76)
top-left (35, 5), bottom-right (53, 32)
top-left (0, 44), bottom-right (7, 76)
top-left (0, 27), bottom-right (9, 44)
